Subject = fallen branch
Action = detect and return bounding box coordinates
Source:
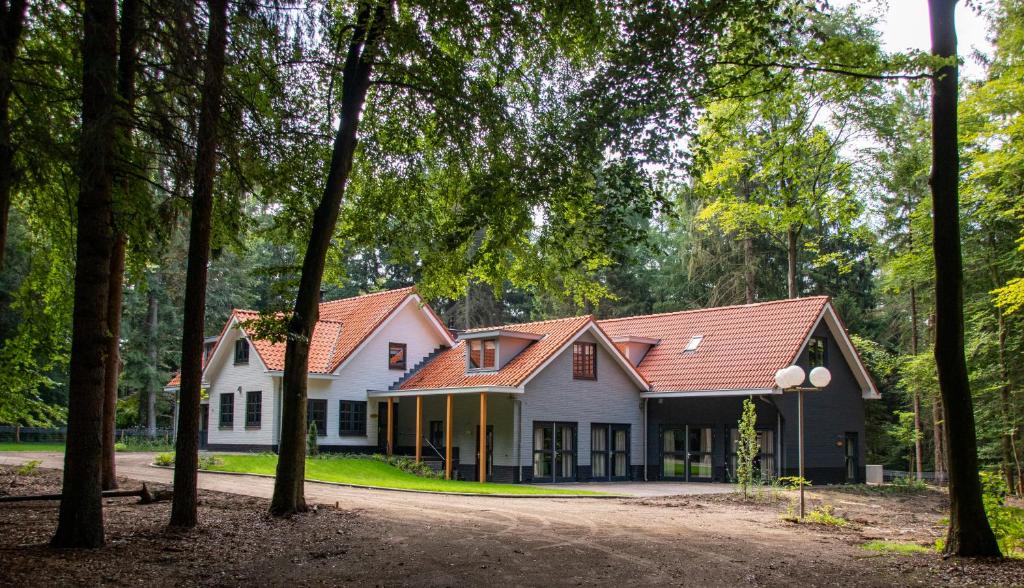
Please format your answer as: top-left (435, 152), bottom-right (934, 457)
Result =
top-left (0, 483), bottom-right (164, 504)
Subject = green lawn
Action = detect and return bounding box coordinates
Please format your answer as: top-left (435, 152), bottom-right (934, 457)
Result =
top-left (204, 454), bottom-right (609, 496)
top-left (0, 442), bottom-right (65, 452)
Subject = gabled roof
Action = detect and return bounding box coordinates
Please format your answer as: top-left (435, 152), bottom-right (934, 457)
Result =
top-left (597, 296), bottom-right (877, 397)
top-left (395, 315), bottom-right (648, 393)
top-left (166, 287), bottom-right (451, 388)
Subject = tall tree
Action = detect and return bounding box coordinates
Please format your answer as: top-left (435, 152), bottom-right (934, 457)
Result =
top-left (170, 0), bottom-right (229, 528)
top-left (0, 0), bottom-right (26, 268)
top-left (51, 0), bottom-right (118, 549)
top-left (928, 0), bottom-right (1000, 557)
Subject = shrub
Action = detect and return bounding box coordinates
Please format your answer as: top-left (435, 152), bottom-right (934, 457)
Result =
top-left (890, 475), bottom-right (928, 492)
top-left (372, 453), bottom-right (442, 479)
top-left (980, 471), bottom-right (1024, 557)
top-left (735, 397), bottom-right (759, 499)
top-left (16, 459), bottom-right (41, 476)
top-left (806, 504), bottom-right (848, 527)
top-left (778, 475), bottom-right (811, 490)
top-left (154, 453), bottom-right (175, 466)
top-left (307, 421), bottom-right (319, 457)
top-left (198, 455), bottom-right (223, 469)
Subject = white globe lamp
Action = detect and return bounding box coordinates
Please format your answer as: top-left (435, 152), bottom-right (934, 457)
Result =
top-left (809, 366), bottom-right (832, 388)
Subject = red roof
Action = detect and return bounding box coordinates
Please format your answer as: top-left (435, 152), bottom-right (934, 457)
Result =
top-left (597, 296), bottom-right (830, 393)
top-left (398, 316), bottom-right (595, 390)
top-left (166, 287), bottom-right (419, 387)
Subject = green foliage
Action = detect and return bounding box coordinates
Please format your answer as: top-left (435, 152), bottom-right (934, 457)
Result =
top-left (153, 453), bottom-right (174, 466)
top-left (778, 476), bottom-right (812, 490)
top-left (981, 471), bottom-right (1024, 557)
top-left (307, 421), bottom-right (318, 458)
top-left (15, 459), bottom-right (41, 476)
top-left (805, 504), bottom-right (849, 527)
top-left (861, 540), bottom-right (932, 555)
top-left (735, 397), bottom-right (759, 498)
top-left (370, 454), bottom-right (441, 479)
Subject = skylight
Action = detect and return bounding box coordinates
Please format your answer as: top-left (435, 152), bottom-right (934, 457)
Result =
top-left (683, 335), bottom-right (703, 353)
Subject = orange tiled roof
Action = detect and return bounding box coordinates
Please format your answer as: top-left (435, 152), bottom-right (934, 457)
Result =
top-left (398, 316), bottom-right (594, 390)
top-left (597, 296), bottom-right (830, 393)
top-left (166, 287), bottom-right (417, 387)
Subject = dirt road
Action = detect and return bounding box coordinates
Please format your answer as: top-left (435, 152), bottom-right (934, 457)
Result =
top-left (1, 452), bottom-right (1020, 586)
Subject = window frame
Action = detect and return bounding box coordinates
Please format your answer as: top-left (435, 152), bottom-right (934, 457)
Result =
top-left (218, 393), bottom-right (234, 430)
top-left (572, 342), bottom-right (597, 380)
top-left (388, 342), bottom-right (407, 371)
top-left (808, 335), bottom-right (828, 368)
top-left (339, 400), bottom-right (367, 437)
top-left (234, 338), bottom-right (250, 365)
top-left (467, 338), bottom-right (497, 371)
top-left (307, 398), bottom-right (327, 437)
top-left (245, 390), bottom-right (262, 430)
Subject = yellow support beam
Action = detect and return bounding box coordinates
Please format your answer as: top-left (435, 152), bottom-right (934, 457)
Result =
top-left (415, 395), bottom-right (422, 464)
top-left (386, 396), bottom-right (394, 456)
top-left (445, 394), bottom-right (453, 480)
top-left (479, 392), bottom-right (487, 483)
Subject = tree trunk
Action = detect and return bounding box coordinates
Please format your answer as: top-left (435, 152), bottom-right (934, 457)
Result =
top-left (928, 0), bottom-right (1001, 557)
top-left (146, 282), bottom-right (158, 438)
top-left (743, 237), bottom-right (755, 304)
top-left (0, 0), bottom-right (26, 269)
top-left (101, 234), bottom-right (125, 490)
top-left (934, 395), bottom-right (946, 483)
top-left (996, 308), bottom-right (1018, 494)
top-left (910, 284), bottom-right (923, 481)
top-left (170, 0), bottom-right (229, 529)
top-left (51, 0), bottom-right (118, 549)
top-left (271, 1), bottom-right (388, 516)
top-left (786, 226), bottom-right (798, 299)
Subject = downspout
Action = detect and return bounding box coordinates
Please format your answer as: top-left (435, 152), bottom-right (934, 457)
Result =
top-left (643, 398), bottom-right (648, 481)
top-left (516, 398), bottom-right (523, 482)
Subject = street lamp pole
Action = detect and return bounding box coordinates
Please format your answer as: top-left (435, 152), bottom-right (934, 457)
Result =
top-left (774, 364), bottom-right (831, 520)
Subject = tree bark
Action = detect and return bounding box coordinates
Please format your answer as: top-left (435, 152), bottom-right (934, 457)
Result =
top-left (928, 0), bottom-right (1001, 557)
top-left (910, 284), bottom-right (923, 481)
top-left (934, 395), bottom-right (946, 483)
top-left (170, 0), bottom-right (229, 529)
top-left (146, 281), bottom-right (158, 438)
top-left (743, 237), bottom-right (755, 304)
top-left (51, 0), bottom-right (118, 549)
top-left (786, 226), bottom-right (798, 299)
top-left (271, 0), bottom-right (388, 516)
top-left (101, 234), bottom-right (125, 490)
top-left (0, 0), bottom-right (26, 269)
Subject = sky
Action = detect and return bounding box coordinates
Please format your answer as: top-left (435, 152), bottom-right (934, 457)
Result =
top-left (834, 0), bottom-right (996, 79)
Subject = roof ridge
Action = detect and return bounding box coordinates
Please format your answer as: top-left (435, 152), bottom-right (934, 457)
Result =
top-left (318, 286), bottom-right (415, 307)
top-left (465, 314), bottom-right (591, 332)
top-left (596, 296), bottom-right (831, 324)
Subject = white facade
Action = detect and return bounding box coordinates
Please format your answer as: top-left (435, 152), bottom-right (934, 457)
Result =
top-left (202, 295), bottom-right (452, 449)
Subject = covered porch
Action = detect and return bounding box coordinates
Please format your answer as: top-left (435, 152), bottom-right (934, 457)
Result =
top-left (368, 389), bottom-right (524, 483)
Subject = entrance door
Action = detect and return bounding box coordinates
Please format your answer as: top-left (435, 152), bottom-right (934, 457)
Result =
top-left (661, 427), bottom-right (687, 480)
top-left (845, 432), bottom-right (859, 483)
top-left (475, 425), bottom-right (494, 481)
top-left (661, 425), bottom-right (713, 481)
top-left (591, 424), bottom-right (630, 481)
top-left (532, 422), bottom-right (577, 482)
top-left (199, 404), bottom-right (209, 449)
top-left (377, 401), bottom-right (398, 452)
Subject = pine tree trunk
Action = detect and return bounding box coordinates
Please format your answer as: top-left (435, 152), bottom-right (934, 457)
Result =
top-left (51, 0), bottom-right (118, 549)
top-left (928, 0), bottom-right (1000, 557)
top-left (743, 237), bottom-right (755, 304)
top-left (0, 0), bottom-right (26, 269)
top-left (786, 227), bottom-right (798, 299)
top-left (271, 1), bottom-right (388, 516)
top-left (146, 283), bottom-right (158, 438)
top-left (910, 284), bottom-right (923, 481)
top-left (101, 234), bottom-right (125, 490)
top-left (170, 0), bottom-right (229, 529)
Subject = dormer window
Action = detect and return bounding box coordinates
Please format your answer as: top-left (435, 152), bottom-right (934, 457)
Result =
top-left (683, 335), bottom-right (703, 354)
top-left (234, 339), bottom-right (250, 364)
top-left (468, 339), bottom-right (496, 370)
top-left (573, 342), bottom-right (597, 380)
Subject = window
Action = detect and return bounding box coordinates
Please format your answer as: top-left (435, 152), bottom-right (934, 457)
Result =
top-left (245, 391), bottom-right (261, 429)
top-left (572, 342), bottom-right (597, 380)
top-left (468, 339), bottom-right (497, 369)
top-left (219, 393), bottom-right (234, 429)
top-left (683, 335), bottom-right (703, 353)
top-left (808, 336), bottom-right (828, 367)
top-left (234, 339), bottom-right (249, 364)
top-left (339, 400), bottom-right (367, 436)
top-left (429, 420), bottom-right (444, 448)
top-left (307, 399), bottom-right (327, 436)
top-left (388, 342), bottom-right (407, 370)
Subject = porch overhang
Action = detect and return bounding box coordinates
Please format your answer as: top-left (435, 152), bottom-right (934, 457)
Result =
top-left (368, 386), bottom-right (523, 398)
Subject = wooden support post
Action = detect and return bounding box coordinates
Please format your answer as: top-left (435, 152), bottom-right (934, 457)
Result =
top-left (415, 395), bottom-right (422, 464)
top-left (445, 394), bottom-right (453, 480)
top-left (479, 392), bottom-right (487, 483)
top-left (386, 396), bottom-right (394, 456)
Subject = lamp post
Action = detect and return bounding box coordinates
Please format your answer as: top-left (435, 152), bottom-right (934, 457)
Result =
top-left (774, 364), bottom-right (831, 519)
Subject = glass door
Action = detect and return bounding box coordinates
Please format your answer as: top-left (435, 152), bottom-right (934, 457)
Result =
top-left (591, 425), bottom-right (608, 479)
top-left (687, 427), bottom-right (713, 481)
top-left (555, 423), bottom-right (576, 481)
top-left (845, 432), bottom-right (859, 483)
top-left (590, 424), bottom-right (630, 481)
top-left (611, 425), bottom-right (630, 480)
top-left (661, 427), bottom-right (687, 480)
top-left (728, 429), bottom-right (776, 482)
top-left (533, 422), bottom-right (577, 482)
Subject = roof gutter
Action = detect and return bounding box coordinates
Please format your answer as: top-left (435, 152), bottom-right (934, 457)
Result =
top-left (369, 386), bottom-right (523, 398)
top-left (641, 388), bottom-right (778, 399)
